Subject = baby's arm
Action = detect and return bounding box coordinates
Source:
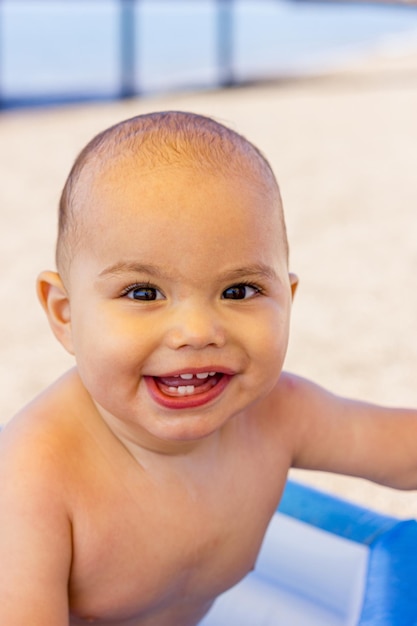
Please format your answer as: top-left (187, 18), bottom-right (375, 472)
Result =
top-left (0, 425), bottom-right (72, 625)
top-left (278, 373), bottom-right (417, 489)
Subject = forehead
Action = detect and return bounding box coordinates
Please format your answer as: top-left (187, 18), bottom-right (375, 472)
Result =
top-left (66, 147), bottom-right (288, 286)
top-left (83, 156), bottom-right (281, 237)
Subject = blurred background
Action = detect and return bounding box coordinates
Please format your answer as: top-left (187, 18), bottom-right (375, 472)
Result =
top-left (1, 0), bottom-right (417, 517)
top-left (1, 0), bottom-right (417, 108)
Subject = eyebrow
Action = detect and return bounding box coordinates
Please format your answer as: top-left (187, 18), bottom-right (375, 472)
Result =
top-left (98, 261), bottom-right (278, 283)
top-left (219, 264), bottom-right (278, 283)
top-left (98, 262), bottom-right (171, 280)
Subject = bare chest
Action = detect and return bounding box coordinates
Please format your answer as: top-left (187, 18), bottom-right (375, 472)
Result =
top-left (68, 439), bottom-right (290, 624)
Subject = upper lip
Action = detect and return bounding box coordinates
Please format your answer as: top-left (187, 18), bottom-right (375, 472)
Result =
top-left (149, 366), bottom-right (236, 378)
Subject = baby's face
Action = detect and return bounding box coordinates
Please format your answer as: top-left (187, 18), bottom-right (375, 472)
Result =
top-left (65, 160), bottom-right (296, 451)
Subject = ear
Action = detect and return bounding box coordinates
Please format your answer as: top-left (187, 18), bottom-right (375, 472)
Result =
top-left (289, 273), bottom-right (299, 300)
top-left (37, 271), bottom-right (74, 355)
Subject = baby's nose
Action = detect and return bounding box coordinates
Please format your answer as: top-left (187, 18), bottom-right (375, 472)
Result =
top-left (165, 304), bottom-right (226, 350)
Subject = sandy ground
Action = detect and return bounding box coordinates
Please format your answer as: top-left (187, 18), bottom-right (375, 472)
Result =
top-left (1, 41), bottom-right (417, 519)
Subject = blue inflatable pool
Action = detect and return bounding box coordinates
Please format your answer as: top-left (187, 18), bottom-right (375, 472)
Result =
top-left (200, 480), bottom-right (417, 626)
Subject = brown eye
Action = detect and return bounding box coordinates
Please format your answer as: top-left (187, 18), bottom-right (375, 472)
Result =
top-left (222, 284), bottom-right (259, 300)
top-left (125, 285), bottom-right (164, 301)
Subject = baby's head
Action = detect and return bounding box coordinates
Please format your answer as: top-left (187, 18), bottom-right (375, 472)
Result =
top-left (56, 111), bottom-right (289, 285)
top-left (40, 111), bottom-right (297, 444)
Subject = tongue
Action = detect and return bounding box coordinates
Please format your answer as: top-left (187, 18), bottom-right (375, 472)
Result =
top-left (156, 375), bottom-right (209, 388)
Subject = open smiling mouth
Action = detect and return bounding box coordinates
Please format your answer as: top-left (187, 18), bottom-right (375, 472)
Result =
top-left (155, 371), bottom-right (220, 396)
top-left (144, 371), bottom-right (232, 409)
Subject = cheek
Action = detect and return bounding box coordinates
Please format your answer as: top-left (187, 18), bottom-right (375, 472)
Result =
top-left (74, 336), bottom-right (144, 418)
top-left (239, 307), bottom-right (289, 373)
top-left (70, 310), bottom-right (148, 383)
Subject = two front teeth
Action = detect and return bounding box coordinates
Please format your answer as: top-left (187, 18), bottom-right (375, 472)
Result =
top-left (168, 371), bottom-right (216, 395)
top-left (177, 372), bottom-right (216, 380)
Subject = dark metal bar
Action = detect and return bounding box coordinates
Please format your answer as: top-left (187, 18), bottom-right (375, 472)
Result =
top-left (216, 0), bottom-right (235, 87)
top-left (120, 0), bottom-right (137, 99)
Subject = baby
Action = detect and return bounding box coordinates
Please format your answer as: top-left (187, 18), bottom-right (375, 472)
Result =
top-left (1, 110), bottom-right (416, 626)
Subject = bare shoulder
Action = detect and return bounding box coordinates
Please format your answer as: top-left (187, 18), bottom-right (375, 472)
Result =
top-left (266, 371), bottom-right (335, 423)
top-left (248, 372), bottom-right (326, 455)
top-left (265, 371), bottom-right (356, 469)
top-left (274, 370), bottom-right (331, 401)
top-left (1, 368), bottom-right (91, 476)
top-left (0, 399), bottom-right (73, 537)
top-left (0, 366), bottom-right (135, 513)
top-left (272, 372), bottom-right (417, 489)
top-left (0, 374), bottom-right (78, 623)
top-left (0, 369), bottom-right (85, 531)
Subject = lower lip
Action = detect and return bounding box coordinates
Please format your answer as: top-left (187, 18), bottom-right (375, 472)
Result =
top-left (144, 374), bottom-right (232, 410)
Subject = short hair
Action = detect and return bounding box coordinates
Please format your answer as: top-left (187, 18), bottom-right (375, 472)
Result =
top-left (56, 111), bottom-right (288, 277)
